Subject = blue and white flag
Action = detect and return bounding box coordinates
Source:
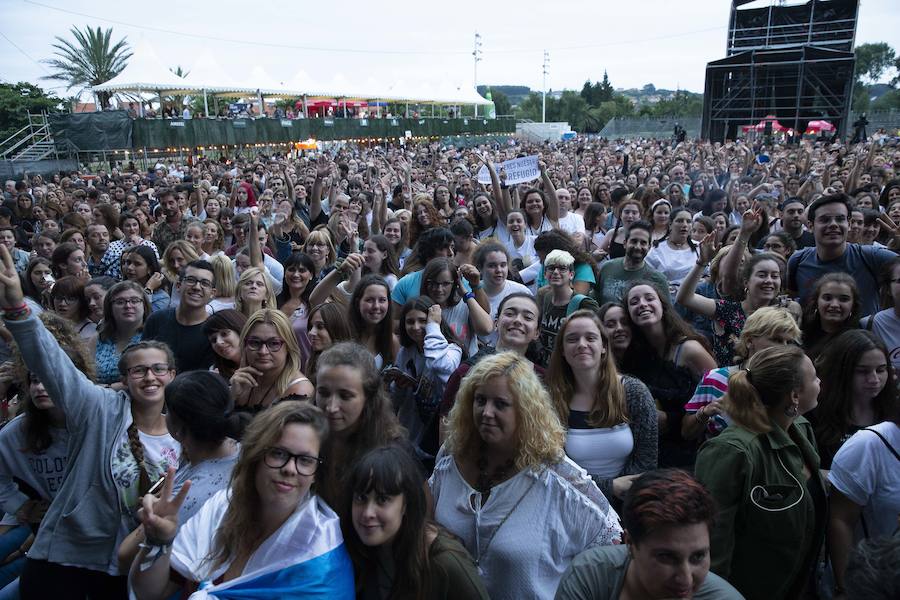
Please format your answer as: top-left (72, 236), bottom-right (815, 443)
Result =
top-left (169, 489), bottom-right (355, 599)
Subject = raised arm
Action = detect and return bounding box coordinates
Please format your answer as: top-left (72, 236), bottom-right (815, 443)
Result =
top-left (308, 254), bottom-right (363, 307)
top-left (675, 232), bottom-right (718, 317)
top-left (0, 246), bottom-right (111, 427)
top-left (248, 210), bottom-right (263, 269)
top-left (310, 159), bottom-right (329, 222)
top-left (720, 205), bottom-right (764, 298)
top-left (458, 264), bottom-right (493, 334)
top-left (539, 161), bottom-right (560, 225)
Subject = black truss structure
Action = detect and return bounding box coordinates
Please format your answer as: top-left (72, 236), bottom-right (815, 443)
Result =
top-left (702, 45), bottom-right (856, 141)
top-left (702, 0), bottom-right (858, 141)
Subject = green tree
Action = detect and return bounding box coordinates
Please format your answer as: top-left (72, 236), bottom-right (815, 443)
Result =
top-left (855, 42), bottom-right (896, 84)
top-left (41, 25), bottom-right (132, 109)
top-left (639, 90), bottom-right (703, 118)
top-left (167, 65), bottom-right (190, 113)
top-left (490, 89), bottom-right (511, 116)
top-left (872, 89), bottom-right (900, 111)
top-left (0, 82), bottom-right (64, 141)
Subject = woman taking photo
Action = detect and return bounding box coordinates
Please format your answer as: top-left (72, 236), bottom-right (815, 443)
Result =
top-left (0, 243), bottom-right (180, 598)
top-left (203, 309), bottom-right (247, 380)
top-left (342, 445), bottom-right (489, 599)
top-left (811, 329), bottom-right (896, 469)
top-left (229, 309), bottom-right (313, 414)
top-left (621, 281), bottom-right (717, 468)
top-left (430, 351), bottom-right (622, 600)
top-left (122, 245), bottom-right (169, 313)
top-left (93, 281), bottom-right (150, 386)
top-left (695, 345), bottom-right (824, 600)
top-left (547, 310), bottom-right (657, 503)
top-left (314, 342), bottom-right (407, 508)
top-left (129, 402), bottom-right (355, 599)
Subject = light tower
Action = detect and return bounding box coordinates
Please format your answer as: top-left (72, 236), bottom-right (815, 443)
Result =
top-left (473, 32), bottom-right (483, 117)
top-left (542, 50), bottom-right (550, 123)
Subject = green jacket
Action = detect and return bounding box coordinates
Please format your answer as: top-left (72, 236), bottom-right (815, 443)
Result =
top-left (695, 417), bottom-right (826, 600)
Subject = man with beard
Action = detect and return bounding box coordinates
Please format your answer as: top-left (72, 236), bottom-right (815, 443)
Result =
top-left (142, 260), bottom-right (216, 372)
top-left (594, 221), bottom-right (669, 305)
top-left (788, 193), bottom-right (896, 316)
top-left (85, 223), bottom-right (110, 277)
top-left (151, 188), bottom-right (190, 253)
top-left (771, 198), bottom-right (815, 249)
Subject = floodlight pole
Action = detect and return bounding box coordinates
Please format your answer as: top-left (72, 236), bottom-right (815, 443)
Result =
top-left (473, 32), bottom-right (482, 118)
top-left (542, 50), bottom-right (550, 123)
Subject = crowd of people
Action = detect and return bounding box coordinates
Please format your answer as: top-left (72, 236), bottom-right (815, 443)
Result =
top-left (0, 131), bottom-right (897, 600)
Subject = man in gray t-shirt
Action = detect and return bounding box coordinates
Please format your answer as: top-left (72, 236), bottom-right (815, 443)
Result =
top-left (595, 221), bottom-right (670, 305)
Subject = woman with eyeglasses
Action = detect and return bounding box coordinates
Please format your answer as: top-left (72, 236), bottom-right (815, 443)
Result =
top-left (93, 281), bottom-right (151, 387)
top-left (0, 243), bottom-right (181, 598)
top-left (48, 275), bottom-right (96, 339)
top-left (229, 309), bottom-right (313, 417)
top-left (129, 401), bottom-right (354, 599)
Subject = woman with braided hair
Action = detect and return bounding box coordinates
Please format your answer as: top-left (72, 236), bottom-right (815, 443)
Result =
top-left (0, 243), bottom-right (180, 599)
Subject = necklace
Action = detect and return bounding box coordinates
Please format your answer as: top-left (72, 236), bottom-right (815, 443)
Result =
top-left (476, 446), bottom-right (516, 494)
top-left (250, 378), bottom-right (277, 410)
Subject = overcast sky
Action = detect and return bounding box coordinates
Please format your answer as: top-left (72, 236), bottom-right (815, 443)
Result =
top-left (1, 0), bottom-right (898, 99)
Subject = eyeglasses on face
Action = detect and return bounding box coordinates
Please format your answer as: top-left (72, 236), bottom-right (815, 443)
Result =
top-left (545, 265), bottom-right (571, 273)
top-left (263, 446), bottom-right (322, 475)
top-left (53, 296), bottom-right (79, 305)
top-left (112, 297), bottom-right (143, 307)
top-left (180, 276), bottom-right (214, 289)
top-left (126, 363), bottom-right (172, 379)
top-left (245, 337), bottom-right (285, 352)
top-left (427, 280), bottom-right (454, 289)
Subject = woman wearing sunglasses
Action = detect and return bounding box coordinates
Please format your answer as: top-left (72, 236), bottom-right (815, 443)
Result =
top-left (230, 309), bottom-right (314, 417)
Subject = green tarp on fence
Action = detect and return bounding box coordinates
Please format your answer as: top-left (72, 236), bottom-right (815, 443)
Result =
top-left (49, 112), bottom-right (515, 151)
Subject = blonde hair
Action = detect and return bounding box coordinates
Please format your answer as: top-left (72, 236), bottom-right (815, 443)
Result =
top-left (210, 254), bottom-right (236, 299)
top-left (239, 308), bottom-right (303, 398)
top-left (303, 229), bottom-right (336, 267)
top-left (161, 240), bottom-right (200, 281)
top-left (547, 311), bottom-right (627, 428)
top-left (235, 267), bottom-right (276, 315)
top-left (723, 345), bottom-right (806, 434)
top-left (544, 249), bottom-right (575, 269)
top-left (734, 307), bottom-right (801, 360)
top-left (445, 352), bottom-right (566, 471)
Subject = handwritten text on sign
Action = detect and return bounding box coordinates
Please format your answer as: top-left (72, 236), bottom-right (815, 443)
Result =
top-left (477, 155), bottom-right (540, 186)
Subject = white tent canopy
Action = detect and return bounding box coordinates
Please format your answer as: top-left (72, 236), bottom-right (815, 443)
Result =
top-left (92, 40), bottom-right (491, 107)
top-left (92, 39), bottom-right (195, 95)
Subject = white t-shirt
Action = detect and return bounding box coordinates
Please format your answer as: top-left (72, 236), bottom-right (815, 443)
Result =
top-left (645, 241), bottom-right (699, 296)
top-left (479, 280), bottom-right (533, 346)
top-left (860, 310), bottom-right (900, 374)
top-left (828, 421), bottom-right (900, 540)
top-left (557, 212), bottom-right (586, 239)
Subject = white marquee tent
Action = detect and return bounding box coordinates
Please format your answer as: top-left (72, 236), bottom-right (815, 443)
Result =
top-left (92, 40), bottom-right (491, 115)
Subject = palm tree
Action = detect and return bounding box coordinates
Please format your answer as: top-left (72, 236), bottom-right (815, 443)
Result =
top-left (168, 65), bottom-right (190, 113)
top-left (41, 26), bottom-right (132, 110)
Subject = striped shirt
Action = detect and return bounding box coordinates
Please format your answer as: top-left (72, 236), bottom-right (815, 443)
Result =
top-left (684, 366), bottom-right (735, 437)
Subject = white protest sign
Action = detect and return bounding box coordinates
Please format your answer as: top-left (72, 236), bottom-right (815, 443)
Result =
top-left (477, 155), bottom-right (540, 186)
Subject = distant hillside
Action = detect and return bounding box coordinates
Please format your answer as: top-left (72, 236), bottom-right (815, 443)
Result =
top-left (477, 85), bottom-right (531, 105)
top-left (616, 84), bottom-right (703, 106)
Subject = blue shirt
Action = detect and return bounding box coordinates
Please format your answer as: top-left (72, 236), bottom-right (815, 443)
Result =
top-left (392, 270), bottom-right (472, 306)
top-left (787, 243), bottom-right (896, 317)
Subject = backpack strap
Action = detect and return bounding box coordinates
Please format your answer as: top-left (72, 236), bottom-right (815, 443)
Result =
top-left (864, 427), bottom-right (900, 462)
top-left (567, 294), bottom-right (588, 317)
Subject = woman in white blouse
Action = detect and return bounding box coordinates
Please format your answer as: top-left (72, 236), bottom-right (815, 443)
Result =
top-left (429, 352), bottom-right (622, 600)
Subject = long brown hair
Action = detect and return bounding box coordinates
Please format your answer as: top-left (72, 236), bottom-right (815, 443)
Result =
top-left (547, 310), bottom-right (627, 428)
top-left (210, 402), bottom-right (329, 569)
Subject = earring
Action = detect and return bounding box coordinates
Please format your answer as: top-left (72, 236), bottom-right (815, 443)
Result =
top-left (784, 401), bottom-right (799, 418)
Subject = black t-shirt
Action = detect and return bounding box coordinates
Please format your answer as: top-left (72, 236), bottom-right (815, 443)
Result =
top-left (141, 308), bottom-right (214, 373)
